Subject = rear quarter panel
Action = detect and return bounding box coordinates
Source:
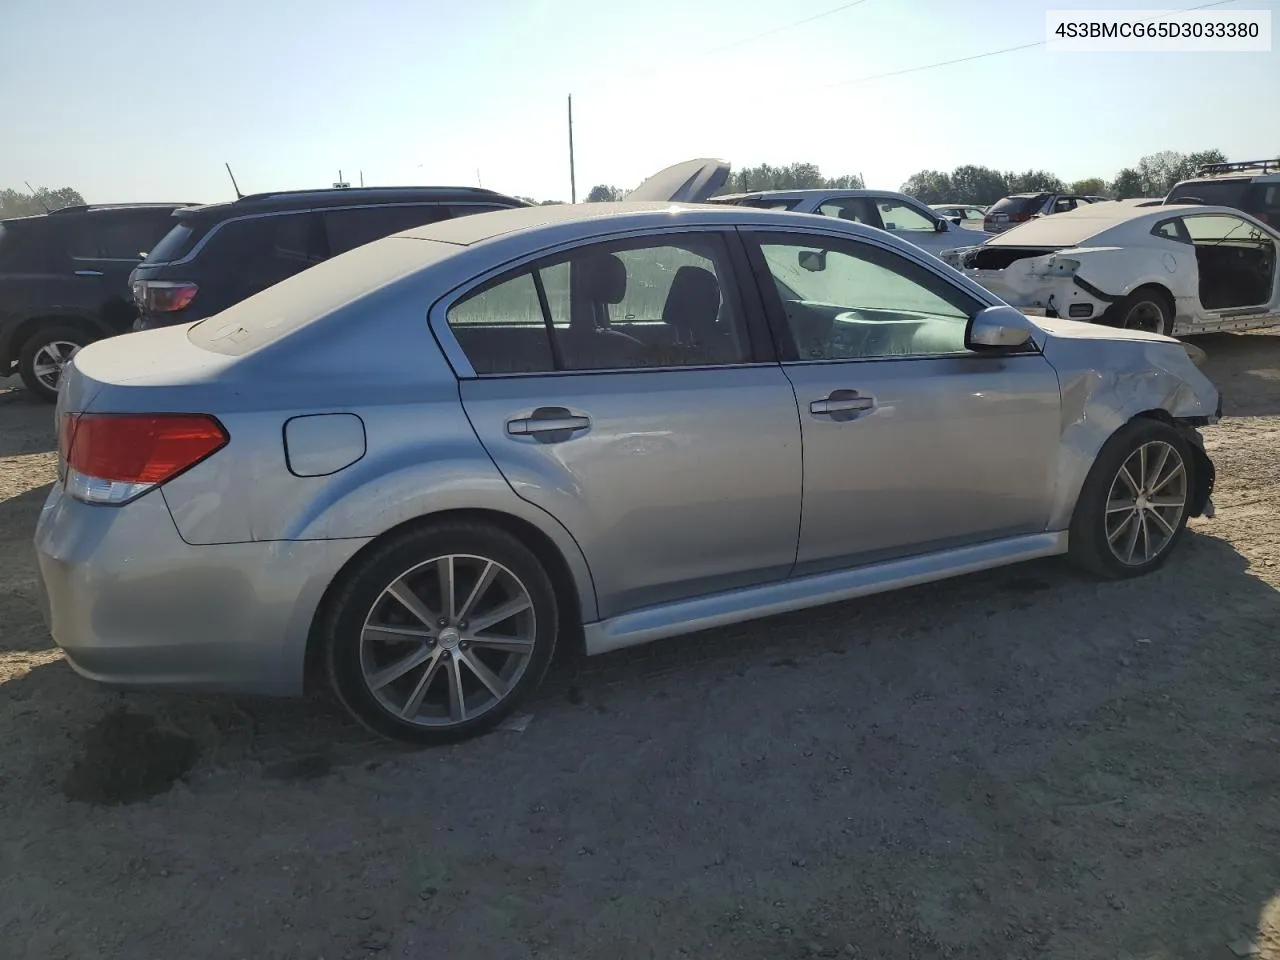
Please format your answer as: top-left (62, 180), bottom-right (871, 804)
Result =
top-left (154, 265), bottom-right (601, 621)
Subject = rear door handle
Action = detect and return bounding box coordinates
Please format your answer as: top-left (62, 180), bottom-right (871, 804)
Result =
top-left (506, 406), bottom-right (591, 440)
top-left (810, 390), bottom-right (875, 420)
top-left (73, 269), bottom-right (104, 278)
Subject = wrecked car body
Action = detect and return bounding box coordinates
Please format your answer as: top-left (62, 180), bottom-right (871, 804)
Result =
top-left (942, 202), bottom-right (1280, 336)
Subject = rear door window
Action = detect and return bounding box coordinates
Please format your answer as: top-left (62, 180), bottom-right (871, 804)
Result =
top-left (323, 204), bottom-right (449, 256)
top-left (0, 221), bottom-right (60, 271)
top-left (68, 210), bottom-right (178, 261)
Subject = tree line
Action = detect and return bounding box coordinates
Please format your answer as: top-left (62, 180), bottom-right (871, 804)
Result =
top-left (583, 149), bottom-right (1241, 207)
top-left (0, 186), bottom-right (86, 218)
top-left (584, 162), bottom-right (866, 203)
top-left (900, 149), bottom-right (1229, 205)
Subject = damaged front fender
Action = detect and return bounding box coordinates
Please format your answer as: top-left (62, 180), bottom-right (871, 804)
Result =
top-left (1035, 319), bottom-right (1220, 530)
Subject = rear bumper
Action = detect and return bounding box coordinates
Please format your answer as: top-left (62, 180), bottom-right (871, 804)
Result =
top-left (961, 271), bottom-right (1110, 320)
top-left (33, 482), bottom-right (369, 695)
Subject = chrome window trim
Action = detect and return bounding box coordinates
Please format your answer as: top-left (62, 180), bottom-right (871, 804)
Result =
top-left (428, 223), bottom-right (774, 380)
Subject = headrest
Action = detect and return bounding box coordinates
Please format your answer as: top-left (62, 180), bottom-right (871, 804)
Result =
top-left (576, 253), bottom-right (627, 304)
top-left (662, 265), bottom-right (721, 335)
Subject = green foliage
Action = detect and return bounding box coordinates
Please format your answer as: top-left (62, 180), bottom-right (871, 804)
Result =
top-left (585, 184), bottom-right (624, 203)
top-left (0, 186), bottom-right (85, 218)
top-left (899, 149), bottom-right (1230, 205)
top-left (714, 162), bottom-right (864, 195)
top-left (1067, 177), bottom-right (1109, 197)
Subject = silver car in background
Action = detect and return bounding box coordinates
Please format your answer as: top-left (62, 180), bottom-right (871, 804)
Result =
top-left (35, 161), bottom-right (1220, 744)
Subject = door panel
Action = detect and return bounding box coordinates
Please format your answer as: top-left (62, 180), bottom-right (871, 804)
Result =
top-left (743, 229), bottom-right (1062, 573)
top-left (445, 228), bottom-right (802, 620)
top-left (781, 356), bottom-right (1060, 572)
top-left (461, 367), bottom-right (802, 618)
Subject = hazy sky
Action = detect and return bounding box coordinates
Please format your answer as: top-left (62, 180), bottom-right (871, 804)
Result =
top-left (1, 0), bottom-right (1276, 204)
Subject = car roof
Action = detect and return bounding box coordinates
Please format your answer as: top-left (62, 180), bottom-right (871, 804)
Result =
top-left (177, 186), bottom-right (528, 221)
top-left (1, 202), bottom-right (194, 226)
top-left (400, 201), bottom-right (758, 246)
top-left (985, 201), bottom-right (1260, 246)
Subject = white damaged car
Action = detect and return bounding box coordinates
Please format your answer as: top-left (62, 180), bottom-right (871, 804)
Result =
top-left (942, 202), bottom-right (1280, 336)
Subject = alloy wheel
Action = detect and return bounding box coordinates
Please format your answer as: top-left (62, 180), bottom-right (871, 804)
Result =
top-left (359, 554), bottom-right (536, 727)
top-left (1122, 300), bottom-right (1164, 334)
top-left (1105, 440), bottom-right (1188, 566)
top-left (31, 341), bottom-right (80, 392)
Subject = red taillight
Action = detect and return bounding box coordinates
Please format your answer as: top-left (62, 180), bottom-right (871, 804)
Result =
top-left (64, 413), bottom-right (228, 504)
top-left (139, 281), bottom-right (199, 313)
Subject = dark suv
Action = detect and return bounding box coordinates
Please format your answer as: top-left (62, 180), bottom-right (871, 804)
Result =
top-left (1163, 159), bottom-right (1280, 225)
top-left (131, 187), bottom-right (530, 331)
top-left (0, 203), bottom-right (194, 401)
top-left (983, 192), bottom-right (1102, 233)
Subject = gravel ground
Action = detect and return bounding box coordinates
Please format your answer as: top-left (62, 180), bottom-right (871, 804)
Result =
top-left (1, 333), bottom-right (1278, 960)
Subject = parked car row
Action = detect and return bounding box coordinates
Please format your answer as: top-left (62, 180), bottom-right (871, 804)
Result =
top-left (940, 159), bottom-right (1280, 336)
top-left (1, 188), bottom-right (532, 400)
top-left (37, 159), bottom-right (1222, 745)
top-left (6, 157), bottom-right (1275, 403)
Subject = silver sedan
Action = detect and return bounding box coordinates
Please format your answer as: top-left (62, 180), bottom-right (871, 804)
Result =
top-left (35, 163), bottom-right (1221, 744)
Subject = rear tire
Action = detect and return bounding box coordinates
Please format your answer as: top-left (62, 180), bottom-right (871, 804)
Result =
top-left (1103, 287), bottom-right (1173, 336)
top-left (323, 520), bottom-right (559, 745)
top-left (18, 324), bottom-right (90, 403)
top-left (1069, 418), bottom-right (1194, 579)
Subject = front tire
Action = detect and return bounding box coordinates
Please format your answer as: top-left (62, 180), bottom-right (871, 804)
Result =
top-left (18, 324), bottom-right (90, 403)
top-left (323, 520), bottom-right (559, 745)
top-left (1069, 419), bottom-right (1194, 579)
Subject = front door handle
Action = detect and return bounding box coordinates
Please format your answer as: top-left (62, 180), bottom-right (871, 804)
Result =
top-left (506, 406), bottom-right (591, 441)
top-left (810, 389), bottom-right (875, 420)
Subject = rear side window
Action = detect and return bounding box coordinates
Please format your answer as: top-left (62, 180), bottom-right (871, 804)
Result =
top-left (1165, 178), bottom-right (1251, 208)
top-left (144, 222), bottom-right (200, 262)
top-left (0, 221), bottom-right (58, 271)
top-left (323, 204), bottom-right (449, 256)
top-left (989, 195), bottom-right (1047, 215)
top-left (1242, 183), bottom-right (1280, 223)
top-left (68, 210), bottom-right (177, 260)
top-left (445, 234), bottom-right (750, 375)
top-left (446, 273), bottom-right (555, 375)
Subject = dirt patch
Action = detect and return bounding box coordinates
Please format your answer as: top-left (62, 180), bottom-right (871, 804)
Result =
top-left (1, 343), bottom-right (1279, 959)
top-left (62, 709), bottom-right (199, 806)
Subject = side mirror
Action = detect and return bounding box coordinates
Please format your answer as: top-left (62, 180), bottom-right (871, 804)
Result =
top-left (940, 217), bottom-right (959, 230)
top-left (965, 305), bottom-right (1035, 350)
top-left (798, 250), bottom-right (827, 272)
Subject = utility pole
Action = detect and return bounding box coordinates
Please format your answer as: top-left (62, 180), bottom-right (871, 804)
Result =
top-left (567, 94), bottom-right (577, 204)
top-left (359, 170), bottom-right (364, 187)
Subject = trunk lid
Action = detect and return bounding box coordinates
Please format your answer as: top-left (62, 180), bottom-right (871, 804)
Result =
top-left (624, 159), bottom-right (732, 203)
top-left (59, 324), bottom-right (240, 415)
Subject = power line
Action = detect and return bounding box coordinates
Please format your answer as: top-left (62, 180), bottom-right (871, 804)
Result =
top-left (823, 0), bottom-right (1240, 88)
top-left (706, 0), bottom-right (870, 55)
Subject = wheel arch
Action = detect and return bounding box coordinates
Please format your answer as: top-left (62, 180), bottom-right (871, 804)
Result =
top-left (302, 507), bottom-right (592, 693)
top-left (8, 312), bottom-right (110, 359)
